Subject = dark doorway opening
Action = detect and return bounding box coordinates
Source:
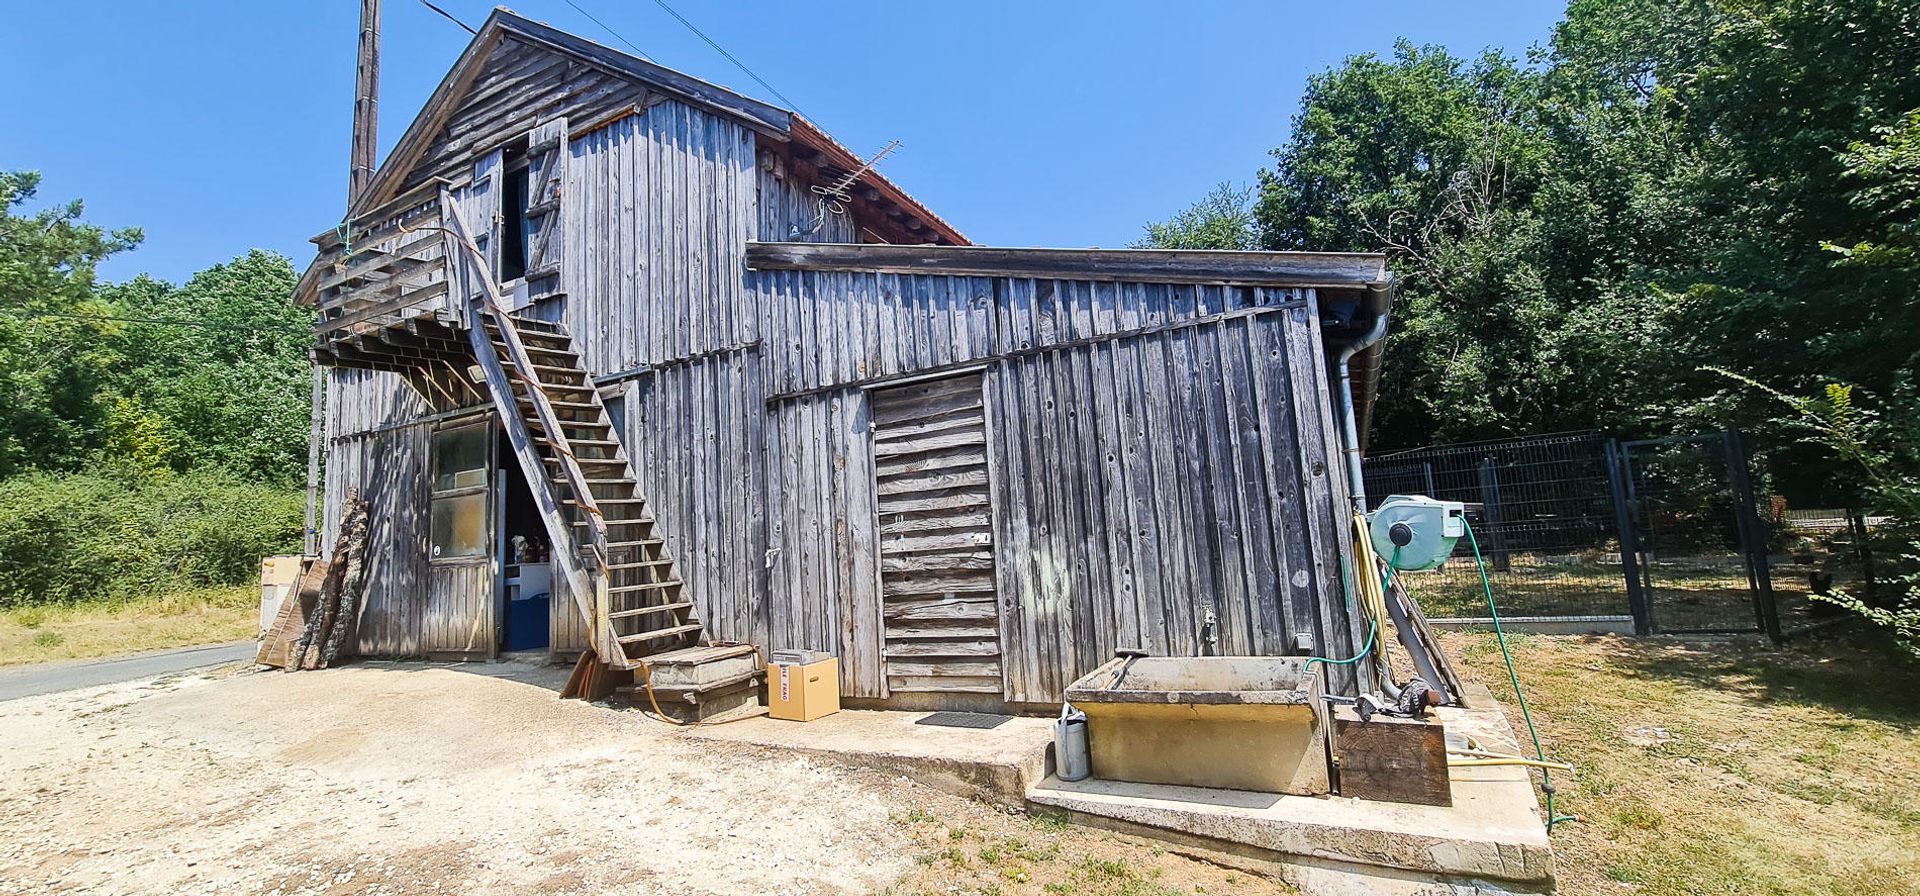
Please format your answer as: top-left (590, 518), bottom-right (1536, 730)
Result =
top-left (497, 428), bottom-right (552, 652)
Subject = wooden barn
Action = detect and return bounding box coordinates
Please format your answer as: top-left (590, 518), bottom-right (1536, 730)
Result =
top-left (298, 8), bottom-right (1394, 710)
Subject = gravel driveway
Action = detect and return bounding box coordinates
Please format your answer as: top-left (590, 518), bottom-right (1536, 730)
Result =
top-left (0, 660), bottom-right (1289, 896)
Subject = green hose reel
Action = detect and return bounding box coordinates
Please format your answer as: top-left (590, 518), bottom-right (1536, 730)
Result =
top-left (1368, 495), bottom-right (1469, 571)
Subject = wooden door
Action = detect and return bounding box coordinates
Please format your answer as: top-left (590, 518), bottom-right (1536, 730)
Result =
top-left (423, 417), bottom-right (497, 657)
top-left (871, 373), bottom-right (1002, 694)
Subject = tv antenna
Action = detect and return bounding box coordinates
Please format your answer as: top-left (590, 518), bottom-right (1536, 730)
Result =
top-left (805, 140), bottom-right (900, 228)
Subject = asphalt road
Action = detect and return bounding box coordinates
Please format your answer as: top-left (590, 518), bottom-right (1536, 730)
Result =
top-left (0, 641), bottom-right (256, 703)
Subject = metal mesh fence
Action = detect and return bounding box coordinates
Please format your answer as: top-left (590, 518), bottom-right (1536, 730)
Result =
top-left (1773, 507), bottom-right (1892, 636)
top-left (1617, 434), bottom-right (1774, 634)
top-left (1363, 432), bottom-right (1631, 621)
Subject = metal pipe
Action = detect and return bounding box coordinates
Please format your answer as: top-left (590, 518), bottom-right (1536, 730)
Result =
top-left (1333, 281), bottom-right (1392, 513)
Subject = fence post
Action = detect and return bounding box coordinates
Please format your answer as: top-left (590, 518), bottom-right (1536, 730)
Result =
top-left (1607, 439), bottom-right (1652, 635)
top-left (1477, 456), bottom-right (1513, 572)
top-left (1848, 508), bottom-right (1877, 600)
top-left (1725, 430), bottom-right (1781, 642)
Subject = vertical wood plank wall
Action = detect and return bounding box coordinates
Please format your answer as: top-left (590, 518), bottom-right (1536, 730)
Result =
top-left (986, 310), bottom-right (1357, 700)
top-left (752, 271), bottom-right (1365, 702)
top-left (323, 368), bottom-right (431, 656)
top-left (764, 388), bottom-right (882, 696)
top-left (618, 349), bottom-right (771, 652)
top-left (558, 99), bottom-right (757, 374)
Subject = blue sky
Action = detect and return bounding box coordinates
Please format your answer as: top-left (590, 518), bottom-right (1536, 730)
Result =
top-left (0, 1), bottom-right (1565, 284)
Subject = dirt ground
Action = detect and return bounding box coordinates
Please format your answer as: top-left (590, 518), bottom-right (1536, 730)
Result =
top-left (0, 661), bottom-right (1288, 896)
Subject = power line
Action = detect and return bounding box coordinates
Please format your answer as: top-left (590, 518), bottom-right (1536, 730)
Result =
top-left (561, 0), bottom-right (652, 61)
top-left (0, 309), bottom-right (305, 333)
top-left (416, 0), bottom-right (477, 35)
top-left (647, 0), bottom-right (806, 117)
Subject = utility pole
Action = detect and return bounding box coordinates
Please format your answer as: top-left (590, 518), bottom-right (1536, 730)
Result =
top-left (350, 0), bottom-right (380, 204)
top-left (310, 0), bottom-right (380, 556)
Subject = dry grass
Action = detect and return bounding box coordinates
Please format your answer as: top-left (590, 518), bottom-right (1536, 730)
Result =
top-left (0, 586), bottom-right (257, 666)
top-left (1441, 629), bottom-right (1920, 896)
top-left (880, 809), bottom-right (1294, 896)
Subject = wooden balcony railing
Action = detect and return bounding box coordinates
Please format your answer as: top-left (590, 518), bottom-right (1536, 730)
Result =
top-left (311, 179), bottom-right (455, 341)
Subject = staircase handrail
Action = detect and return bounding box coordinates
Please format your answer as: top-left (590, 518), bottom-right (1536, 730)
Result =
top-left (433, 190), bottom-right (624, 666)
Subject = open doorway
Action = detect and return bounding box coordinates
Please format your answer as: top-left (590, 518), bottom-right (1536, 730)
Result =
top-left (496, 428), bottom-right (553, 654)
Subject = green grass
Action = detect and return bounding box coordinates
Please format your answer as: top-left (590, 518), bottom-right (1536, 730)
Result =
top-left (1443, 629), bottom-right (1920, 895)
top-left (0, 585), bottom-right (257, 666)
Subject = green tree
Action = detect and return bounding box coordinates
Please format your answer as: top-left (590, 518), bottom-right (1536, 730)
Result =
top-left (1239, 0), bottom-right (1920, 493)
top-left (1134, 182), bottom-right (1260, 250)
top-left (0, 171), bottom-right (143, 475)
top-left (1255, 43), bottom-right (1578, 447)
top-left (102, 251), bottom-right (311, 484)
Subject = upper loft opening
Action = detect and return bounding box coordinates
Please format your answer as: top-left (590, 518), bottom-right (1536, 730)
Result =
top-left (499, 137), bottom-right (532, 284)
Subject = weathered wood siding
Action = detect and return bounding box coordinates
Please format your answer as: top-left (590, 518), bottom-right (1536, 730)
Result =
top-left (323, 368), bottom-right (431, 656)
top-left (557, 98), bottom-right (757, 374)
top-left (759, 274), bottom-right (1297, 396)
top-left (750, 270), bottom-right (1366, 702)
top-left (757, 150), bottom-right (857, 244)
top-left (399, 36), bottom-right (654, 195)
top-left (763, 388), bottom-right (881, 696)
top-left (986, 308), bottom-right (1359, 700)
top-left (614, 348), bottom-right (771, 650)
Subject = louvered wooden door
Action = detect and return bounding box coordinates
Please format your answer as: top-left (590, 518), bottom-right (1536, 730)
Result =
top-left (871, 373), bottom-right (1002, 695)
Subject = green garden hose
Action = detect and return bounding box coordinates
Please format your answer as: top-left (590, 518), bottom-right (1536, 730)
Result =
top-left (1305, 544), bottom-right (1398, 672)
top-left (1462, 518), bottom-right (1581, 831)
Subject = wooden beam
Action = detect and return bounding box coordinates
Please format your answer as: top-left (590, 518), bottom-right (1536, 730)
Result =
top-left (745, 242), bottom-right (1393, 288)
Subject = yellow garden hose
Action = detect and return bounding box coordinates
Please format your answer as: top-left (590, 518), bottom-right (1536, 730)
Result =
top-left (1448, 757), bottom-right (1577, 772)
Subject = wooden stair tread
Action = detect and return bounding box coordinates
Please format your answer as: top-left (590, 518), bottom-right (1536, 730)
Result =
top-left (644, 643), bottom-right (757, 665)
top-left (633, 668), bottom-right (763, 699)
top-left (517, 397), bottom-right (600, 411)
top-left (513, 382), bottom-right (596, 396)
top-left (527, 417), bottom-right (609, 428)
top-left (608, 557), bottom-right (674, 570)
top-left (607, 601), bottom-right (694, 620)
top-left (617, 623), bottom-right (703, 645)
top-left (493, 340), bottom-right (578, 358)
top-left (488, 331), bottom-right (570, 347)
top-left (609, 579), bottom-right (685, 594)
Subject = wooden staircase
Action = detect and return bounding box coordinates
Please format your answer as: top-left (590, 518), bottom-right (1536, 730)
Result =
top-left (438, 196), bottom-right (707, 675)
top-left (480, 314), bottom-right (707, 666)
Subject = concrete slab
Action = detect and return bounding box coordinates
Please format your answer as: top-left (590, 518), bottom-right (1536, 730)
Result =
top-left (683, 709), bottom-right (1054, 807)
top-left (1027, 684), bottom-right (1555, 896)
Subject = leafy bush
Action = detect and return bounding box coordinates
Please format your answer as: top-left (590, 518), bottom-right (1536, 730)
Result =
top-left (1729, 373), bottom-right (1920, 657)
top-left (0, 470), bottom-right (302, 607)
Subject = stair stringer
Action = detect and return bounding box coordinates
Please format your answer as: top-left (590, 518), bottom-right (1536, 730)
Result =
top-left (441, 196), bottom-right (629, 668)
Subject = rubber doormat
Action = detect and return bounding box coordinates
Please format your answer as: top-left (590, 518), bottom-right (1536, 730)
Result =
top-left (915, 711), bottom-right (1013, 730)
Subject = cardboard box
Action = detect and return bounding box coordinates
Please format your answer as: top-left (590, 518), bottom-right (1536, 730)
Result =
top-left (768, 657), bottom-right (839, 721)
top-left (258, 555), bottom-right (305, 637)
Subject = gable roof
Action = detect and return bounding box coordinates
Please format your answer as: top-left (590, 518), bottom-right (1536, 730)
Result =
top-left (344, 7), bottom-right (963, 241)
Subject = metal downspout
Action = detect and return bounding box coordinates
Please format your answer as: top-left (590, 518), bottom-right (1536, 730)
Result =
top-left (1335, 282), bottom-right (1392, 513)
